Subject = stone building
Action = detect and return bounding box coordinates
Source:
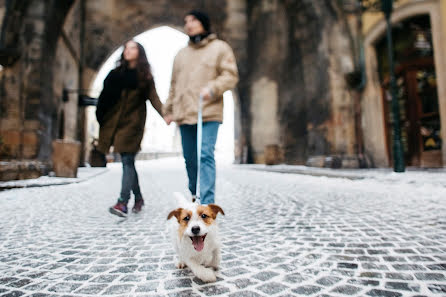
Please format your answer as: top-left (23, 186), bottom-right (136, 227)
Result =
top-left (0, 0), bottom-right (445, 180)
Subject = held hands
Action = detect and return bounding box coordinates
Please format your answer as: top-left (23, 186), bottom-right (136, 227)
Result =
top-left (200, 87), bottom-right (213, 100)
top-left (164, 114), bottom-right (173, 125)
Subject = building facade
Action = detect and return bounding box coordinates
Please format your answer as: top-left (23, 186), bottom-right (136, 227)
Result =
top-left (0, 0), bottom-right (444, 181)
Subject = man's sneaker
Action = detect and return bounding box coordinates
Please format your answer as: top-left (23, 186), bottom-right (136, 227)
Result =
top-left (109, 202), bottom-right (128, 217)
top-left (132, 198), bottom-right (144, 213)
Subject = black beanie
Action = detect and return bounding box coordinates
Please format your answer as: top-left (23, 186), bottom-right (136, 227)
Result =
top-left (186, 10), bottom-right (211, 33)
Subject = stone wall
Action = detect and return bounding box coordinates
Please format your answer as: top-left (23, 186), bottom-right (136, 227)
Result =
top-left (1, 1), bottom-right (48, 161)
top-left (247, 0), bottom-right (356, 164)
top-left (0, 0), bottom-right (78, 180)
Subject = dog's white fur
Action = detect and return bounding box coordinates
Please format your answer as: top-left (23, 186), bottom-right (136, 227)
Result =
top-left (167, 192), bottom-right (223, 282)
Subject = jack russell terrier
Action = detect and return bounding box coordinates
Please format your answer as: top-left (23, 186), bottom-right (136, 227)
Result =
top-left (167, 193), bottom-right (224, 282)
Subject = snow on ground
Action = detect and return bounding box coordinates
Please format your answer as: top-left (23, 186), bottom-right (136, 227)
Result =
top-left (0, 157), bottom-right (445, 297)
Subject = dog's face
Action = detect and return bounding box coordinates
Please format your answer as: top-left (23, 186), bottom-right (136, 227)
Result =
top-left (168, 204), bottom-right (224, 252)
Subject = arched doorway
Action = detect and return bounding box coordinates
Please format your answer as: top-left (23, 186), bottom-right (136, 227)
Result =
top-left (87, 26), bottom-right (235, 163)
top-left (376, 14), bottom-right (442, 167)
top-left (362, 1), bottom-right (446, 168)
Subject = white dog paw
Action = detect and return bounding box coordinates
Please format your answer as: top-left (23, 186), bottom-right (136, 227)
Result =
top-left (207, 264), bottom-right (219, 271)
top-left (197, 269), bottom-right (217, 283)
top-left (176, 262), bottom-right (186, 269)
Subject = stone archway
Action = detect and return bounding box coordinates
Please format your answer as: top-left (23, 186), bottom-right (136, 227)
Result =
top-left (80, 0), bottom-right (247, 163)
top-left (81, 0), bottom-right (356, 166)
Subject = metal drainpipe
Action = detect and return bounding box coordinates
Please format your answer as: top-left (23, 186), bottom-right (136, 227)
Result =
top-left (352, 4), bottom-right (367, 166)
top-left (382, 0), bottom-right (405, 172)
top-left (79, 0), bottom-right (85, 92)
top-left (78, 0), bottom-right (86, 166)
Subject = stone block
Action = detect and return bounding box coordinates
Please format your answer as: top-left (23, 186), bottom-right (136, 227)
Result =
top-left (0, 118), bottom-right (21, 130)
top-left (1, 130), bottom-right (20, 145)
top-left (341, 156), bottom-right (360, 168)
top-left (253, 154), bottom-right (265, 164)
top-left (264, 144), bottom-right (281, 165)
top-left (24, 120), bottom-right (40, 130)
top-left (0, 170), bottom-right (18, 181)
top-left (23, 131), bottom-right (38, 145)
top-left (22, 144), bottom-right (38, 159)
top-left (0, 160), bottom-right (47, 181)
top-left (324, 155), bottom-right (342, 168)
top-left (306, 156), bottom-right (325, 168)
top-left (18, 170), bottom-right (40, 180)
top-left (51, 139), bottom-right (81, 178)
top-left (0, 142), bottom-right (12, 158)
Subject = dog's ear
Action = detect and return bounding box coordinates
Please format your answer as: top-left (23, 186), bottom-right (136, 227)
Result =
top-left (207, 204), bottom-right (225, 218)
top-left (167, 208), bottom-right (183, 221)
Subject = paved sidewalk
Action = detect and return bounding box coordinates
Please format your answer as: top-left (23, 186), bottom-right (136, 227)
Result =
top-left (0, 158), bottom-right (445, 297)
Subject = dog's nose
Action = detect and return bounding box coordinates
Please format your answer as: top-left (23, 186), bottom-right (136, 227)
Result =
top-left (191, 226), bottom-right (200, 235)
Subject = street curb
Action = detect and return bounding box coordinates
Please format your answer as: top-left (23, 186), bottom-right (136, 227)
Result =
top-left (235, 164), bottom-right (446, 184)
top-left (0, 168), bottom-right (109, 191)
top-left (243, 166), bottom-right (365, 180)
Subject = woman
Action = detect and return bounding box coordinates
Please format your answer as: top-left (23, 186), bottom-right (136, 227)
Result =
top-left (96, 40), bottom-right (163, 217)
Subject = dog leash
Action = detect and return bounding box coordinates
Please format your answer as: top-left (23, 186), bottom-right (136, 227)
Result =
top-left (195, 94), bottom-right (203, 204)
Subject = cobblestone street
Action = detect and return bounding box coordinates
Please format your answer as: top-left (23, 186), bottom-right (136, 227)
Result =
top-left (1, 158), bottom-right (445, 297)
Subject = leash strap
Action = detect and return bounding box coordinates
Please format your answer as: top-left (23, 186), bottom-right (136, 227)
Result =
top-left (195, 94), bottom-right (203, 204)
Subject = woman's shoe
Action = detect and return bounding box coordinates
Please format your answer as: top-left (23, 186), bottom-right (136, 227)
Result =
top-left (132, 198), bottom-right (144, 213)
top-left (109, 201), bottom-right (128, 217)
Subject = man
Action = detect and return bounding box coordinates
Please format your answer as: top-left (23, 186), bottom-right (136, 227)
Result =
top-left (163, 10), bottom-right (239, 205)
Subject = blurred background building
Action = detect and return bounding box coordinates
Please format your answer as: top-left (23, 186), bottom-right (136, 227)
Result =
top-left (0, 0), bottom-right (445, 180)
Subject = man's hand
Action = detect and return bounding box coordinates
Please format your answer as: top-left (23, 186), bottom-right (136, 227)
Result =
top-left (200, 87), bottom-right (213, 100)
top-left (164, 114), bottom-right (173, 125)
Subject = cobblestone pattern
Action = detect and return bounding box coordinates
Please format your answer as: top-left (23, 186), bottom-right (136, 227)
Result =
top-left (0, 159), bottom-right (445, 296)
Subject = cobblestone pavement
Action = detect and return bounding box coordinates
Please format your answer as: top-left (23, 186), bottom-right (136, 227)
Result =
top-left (0, 158), bottom-right (445, 297)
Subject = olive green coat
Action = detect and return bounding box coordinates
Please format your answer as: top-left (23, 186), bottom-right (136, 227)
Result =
top-left (98, 80), bottom-right (163, 154)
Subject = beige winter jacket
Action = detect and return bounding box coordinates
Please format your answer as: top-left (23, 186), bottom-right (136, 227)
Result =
top-left (163, 34), bottom-right (239, 125)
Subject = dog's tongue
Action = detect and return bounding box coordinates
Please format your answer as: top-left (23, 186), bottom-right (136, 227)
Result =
top-left (191, 236), bottom-right (205, 251)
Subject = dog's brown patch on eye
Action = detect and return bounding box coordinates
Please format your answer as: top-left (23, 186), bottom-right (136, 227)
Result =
top-left (177, 209), bottom-right (192, 239)
top-left (197, 206), bottom-right (215, 225)
top-left (197, 205), bottom-right (224, 225)
top-left (168, 208), bottom-right (192, 239)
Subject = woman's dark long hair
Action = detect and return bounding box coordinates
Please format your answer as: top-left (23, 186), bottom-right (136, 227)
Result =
top-left (116, 40), bottom-right (153, 89)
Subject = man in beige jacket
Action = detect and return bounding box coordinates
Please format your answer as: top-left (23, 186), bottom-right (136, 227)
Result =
top-left (163, 10), bottom-right (239, 205)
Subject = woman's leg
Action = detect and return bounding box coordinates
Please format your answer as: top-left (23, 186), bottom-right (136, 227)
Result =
top-left (119, 153), bottom-right (139, 203)
top-left (131, 154), bottom-right (142, 200)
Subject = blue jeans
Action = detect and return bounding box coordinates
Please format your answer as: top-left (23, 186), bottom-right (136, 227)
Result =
top-left (180, 122), bottom-right (220, 205)
top-left (119, 153), bottom-right (142, 204)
